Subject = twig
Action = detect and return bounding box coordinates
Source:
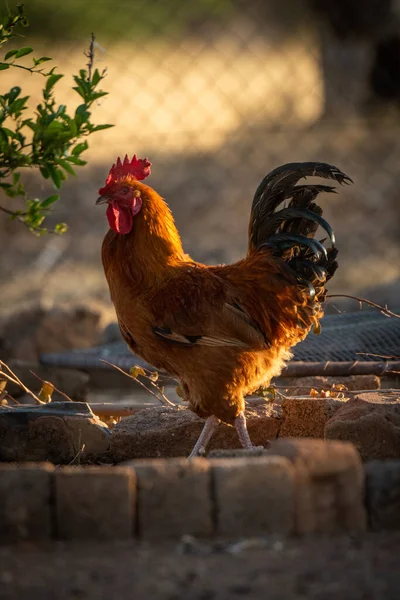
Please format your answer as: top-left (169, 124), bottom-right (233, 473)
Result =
top-left (67, 446), bottom-right (84, 466)
top-left (85, 33), bottom-right (95, 82)
top-left (99, 359), bottom-right (175, 406)
top-left (0, 206), bottom-right (44, 234)
top-left (0, 360), bottom-right (44, 404)
top-left (5, 393), bottom-right (21, 405)
top-left (357, 352), bottom-right (400, 360)
top-left (29, 370), bottom-right (73, 402)
top-left (0, 205), bottom-right (25, 216)
top-left (327, 294), bottom-right (400, 319)
top-left (5, 63), bottom-right (47, 76)
top-left (89, 402), bottom-right (156, 418)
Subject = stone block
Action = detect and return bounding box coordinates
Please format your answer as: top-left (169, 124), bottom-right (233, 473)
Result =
top-left (212, 456), bottom-right (295, 537)
top-left (280, 396), bottom-right (348, 438)
top-left (365, 460), bottom-right (400, 531)
top-left (0, 463), bottom-right (53, 542)
top-left (268, 438), bottom-right (366, 534)
top-left (54, 466), bottom-right (135, 540)
top-left (126, 457), bottom-right (212, 540)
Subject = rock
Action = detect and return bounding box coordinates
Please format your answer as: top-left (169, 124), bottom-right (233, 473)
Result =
top-left (279, 396), bottom-right (349, 438)
top-left (0, 305), bottom-right (104, 362)
top-left (275, 375), bottom-right (380, 395)
top-left (0, 402), bottom-right (110, 464)
top-left (4, 360), bottom-right (89, 400)
top-left (100, 321), bottom-right (123, 345)
top-left (110, 404), bottom-right (280, 461)
top-left (325, 392), bottom-right (400, 460)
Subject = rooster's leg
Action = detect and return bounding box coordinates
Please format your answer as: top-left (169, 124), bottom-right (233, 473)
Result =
top-left (188, 415), bottom-right (220, 458)
top-left (234, 412), bottom-right (255, 449)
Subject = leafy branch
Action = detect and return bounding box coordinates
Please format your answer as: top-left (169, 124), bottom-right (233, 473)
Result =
top-left (0, 5), bottom-right (113, 234)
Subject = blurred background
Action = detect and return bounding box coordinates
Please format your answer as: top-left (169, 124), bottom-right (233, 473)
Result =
top-left (1, 0), bottom-right (400, 321)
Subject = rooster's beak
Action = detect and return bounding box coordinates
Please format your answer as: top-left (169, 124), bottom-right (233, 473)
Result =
top-left (96, 196), bottom-right (109, 205)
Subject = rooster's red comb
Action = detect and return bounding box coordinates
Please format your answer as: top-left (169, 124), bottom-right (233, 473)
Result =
top-left (103, 154), bottom-right (152, 187)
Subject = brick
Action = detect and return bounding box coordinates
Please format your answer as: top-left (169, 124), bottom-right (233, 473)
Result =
top-left (280, 396), bottom-right (348, 438)
top-left (268, 438), bottom-right (366, 534)
top-left (212, 456), bottom-right (295, 537)
top-left (365, 460), bottom-right (400, 531)
top-left (54, 466), bottom-right (135, 540)
top-left (0, 463), bottom-right (54, 543)
top-left (126, 457), bottom-right (212, 540)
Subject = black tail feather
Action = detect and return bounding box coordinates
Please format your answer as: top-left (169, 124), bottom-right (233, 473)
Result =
top-left (248, 161), bottom-right (352, 302)
top-left (258, 207), bottom-right (335, 244)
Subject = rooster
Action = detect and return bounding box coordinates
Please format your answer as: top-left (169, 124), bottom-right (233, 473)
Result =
top-left (97, 156), bottom-right (351, 456)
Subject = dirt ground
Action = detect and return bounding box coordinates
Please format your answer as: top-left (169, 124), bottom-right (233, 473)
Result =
top-left (0, 532), bottom-right (399, 599)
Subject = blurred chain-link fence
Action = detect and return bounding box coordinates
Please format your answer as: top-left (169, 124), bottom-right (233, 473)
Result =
top-left (1, 0), bottom-right (400, 316)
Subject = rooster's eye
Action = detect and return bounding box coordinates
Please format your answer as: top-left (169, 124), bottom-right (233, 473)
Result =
top-left (120, 186), bottom-right (129, 195)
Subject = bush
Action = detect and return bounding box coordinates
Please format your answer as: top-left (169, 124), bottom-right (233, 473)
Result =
top-left (0, 4), bottom-right (113, 234)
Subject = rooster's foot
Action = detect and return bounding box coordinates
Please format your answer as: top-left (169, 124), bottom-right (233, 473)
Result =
top-left (188, 415), bottom-right (220, 459)
top-left (234, 411), bottom-right (259, 450)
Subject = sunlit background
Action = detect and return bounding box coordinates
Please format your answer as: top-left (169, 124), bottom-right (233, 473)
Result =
top-left (1, 0), bottom-right (400, 319)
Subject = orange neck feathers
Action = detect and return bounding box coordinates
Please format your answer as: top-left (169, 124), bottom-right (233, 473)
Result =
top-left (103, 183), bottom-right (186, 287)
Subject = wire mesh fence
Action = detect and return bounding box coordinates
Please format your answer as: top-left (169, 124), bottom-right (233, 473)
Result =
top-left (1, 0), bottom-right (400, 315)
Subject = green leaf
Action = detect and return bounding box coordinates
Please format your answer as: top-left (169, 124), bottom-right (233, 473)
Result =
top-left (47, 166), bottom-right (64, 188)
top-left (41, 194), bottom-right (59, 208)
top-left (0, 63), bottom-right (10, 70)
top-left (59, 159), bottom-right (76, 176)
top-left (54, 222), bottom-right (68, 234)
top-left (0, 128), bottom-right (9, 144)
top-left (8, 97), bottom-right (29, 115)
top-left (15, 46), bottom-right (33, 58)
top-left (92, 68), bottom-right (101, 86)
top-left (88, 91), bottom-right (108, 101)
top-left (33, 56), bottom-right (52, 66)
top-left (68, 119), bottom-right (78, 137)
top-left (71, 140), bottom-right (88, 156)
top-left (55, 104), bottom-right (66, 117)
top-left (2, 127), bottom-right (17, 139)
top-left (91, 123), bottom-right (114, 131)
top-left (40, 166), bottom-right (50, 179)
top-left (45, 73), bottom-right (64, 94)
top-left (4, 49), bottom-right (18, 60)
top-left (75, 104), bottom-right (90, 118)
top-left (24, 120), bottom-right (36, 132)
top-left (66, 156), bottom-right (86, 166)
top-left (7, 86), bottom-right (21, 103)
